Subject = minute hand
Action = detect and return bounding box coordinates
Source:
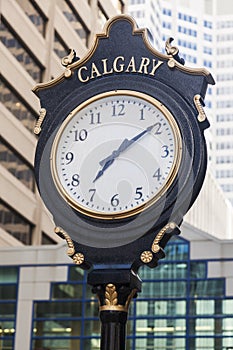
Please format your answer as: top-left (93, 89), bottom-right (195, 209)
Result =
top-left (99, 123), bottom-right (156, 167)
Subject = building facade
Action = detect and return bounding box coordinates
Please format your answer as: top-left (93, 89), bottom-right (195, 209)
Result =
top-left (0, 0), bottom-right (127, 247)
top-left (129, 0), bottom-right (233, 205)
top-left (1, 227), bottom-right (233, 350)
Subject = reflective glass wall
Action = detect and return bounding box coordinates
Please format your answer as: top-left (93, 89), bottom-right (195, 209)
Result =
top-left (1, 237), bottom-right (233, 350)
top-left (129, 237), bottom-right (231, 350)
top-left (0, 266), bottom-right (18, 350)
top-left (30, 237), bottom-right (233, 350)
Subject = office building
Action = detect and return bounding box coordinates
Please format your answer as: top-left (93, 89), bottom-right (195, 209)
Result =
top-left (129, 0), bottom-right (233, 205)
top-left (0, 0), bottom-right (126, 247)
top-left (1, 216), bottom-right (233, 350)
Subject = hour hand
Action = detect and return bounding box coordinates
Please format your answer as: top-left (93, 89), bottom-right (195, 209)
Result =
top-left (99, 138), bottom-right (132, 167)
top-left (93, 158), bottom-right (115, 183)
top-left (93, 139), bottom-right (131, 183)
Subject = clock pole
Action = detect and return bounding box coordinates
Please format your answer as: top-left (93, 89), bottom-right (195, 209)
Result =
top-left (32, 14), bottom-right (214, 350)
top-left (88, 269), bottom-right (141, 350)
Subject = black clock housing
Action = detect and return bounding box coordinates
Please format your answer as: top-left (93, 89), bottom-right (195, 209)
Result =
top-left (33, 15), bottom-right (214, 270)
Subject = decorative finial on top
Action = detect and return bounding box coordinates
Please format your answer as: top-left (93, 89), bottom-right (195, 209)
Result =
top-left (165, 37), bottom-right (185, 65)
top-left (61, 49), bottom-right (79, 78)
top-left (61, 49), bottom-right (77, 67)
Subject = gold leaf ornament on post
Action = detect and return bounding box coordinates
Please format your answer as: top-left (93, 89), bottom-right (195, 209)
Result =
top-left (105, 284), bottom-right (118, 306)
top-left (99, 283), bottom-right (137, 312)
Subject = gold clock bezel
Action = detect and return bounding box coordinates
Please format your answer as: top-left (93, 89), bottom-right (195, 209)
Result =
top-left (50, 90), bottom-right (182, 220)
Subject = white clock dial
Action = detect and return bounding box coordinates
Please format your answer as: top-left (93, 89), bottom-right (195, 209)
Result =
top-left (51, 90), bottom-right (182, 219)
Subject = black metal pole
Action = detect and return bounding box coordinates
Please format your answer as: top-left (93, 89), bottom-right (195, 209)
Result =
top-left (100, 310), bottom-right (127, 350)
top-left (88, 269), bottom-right (141, 350)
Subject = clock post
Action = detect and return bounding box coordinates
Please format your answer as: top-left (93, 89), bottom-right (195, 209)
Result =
top-left (33, 15), bottom-right (214, 350)
top-left (89, 270), bottom-right (141, 350)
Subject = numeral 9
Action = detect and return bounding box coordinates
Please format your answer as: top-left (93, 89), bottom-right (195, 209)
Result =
top-left (65, 152), bottom-right (74, 164)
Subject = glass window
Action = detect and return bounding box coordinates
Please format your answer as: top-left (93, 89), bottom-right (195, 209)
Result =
top-left (204, 33), bottom-right (212, 41)
top-left (34, 319), bottom-right (82, 337)
top-left (0, 137), bottom-right (35, 191)
top-left (52, 283), bottom-right (83, 299)
top-left (15, 0), bottom-right (47, 37)
top-left (84, 299), bottom-right (98, 317)
top-left (163, 8), bottom-right (172, 16)
top-left (223, 299), bottom-right (233, 314)
top-left (0, 200), bottom-right (33, 245)
top-left (0, 266), bottom-right (18, 283)
top-left (0, 267), bottom-right (17, 347)
top-left (84, 319), bottom-right (100, 336)
top-left (57, 0), bottom-right (89, 46)
top-left (142, 280), bottom-right (187, 298)
top-left (217, 114), bottom-right (233, 122)
top-left (0, 76), bottom-right (37, 133)
top-left (204, 20), bottom-right (212, 28)
top-left (195, 336), bottom-right (214, 348)
top-left (0, 18), bottom-right (43, 82)
top-left (164, 238), bottom-right (189, 260)
top-left (190, 261), bottom-right (207, 279)
top-left (98, 2), bottom-right (108, 29)
top-left (0, 302), bottom-right (16, 318)
top-left (69, 266), bottom-right (84, 281)
top-left (204, 46), bottom-right (212, 54)
top-left (204, 59), bottom-right (212, 68)
top-left (141, 262), bottom-right (188, 280)
top-left (34, 301), bottom-right (83, 318)
top-left (0, 322), bottom-right (15, 337)
top-left (82, 338), bottom-right (101, 349)
top-left (223, 317), bottom-right (233, 335)
top-left (53, 31), bottom-right (69, 59)
top-left (195, 300), bottom-right (215, 315)
top-left (136, 300), bottom-right (186, 316)
top-left (190, 279), bottom-right (225, 297)
top-left (32, 337), bottom-right (82, 350)
top-left (41, 232), bottom-right (57, 245)
top-left (178, 12), bottom-right (197, 24)
top-left (0, 285), bottom-right (17, 300)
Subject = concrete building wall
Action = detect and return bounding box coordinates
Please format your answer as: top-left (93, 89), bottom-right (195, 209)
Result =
top-left (0, 0), bottom-right (127, 247)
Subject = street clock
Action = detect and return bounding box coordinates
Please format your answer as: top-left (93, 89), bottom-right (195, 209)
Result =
top-left (33, 15), bottom-right (214, 270)
top-left (33, 16), bottom-right (215, 350)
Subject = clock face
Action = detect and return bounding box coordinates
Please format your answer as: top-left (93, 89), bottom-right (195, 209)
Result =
top-left (51, 90), bottom-right (182, 220)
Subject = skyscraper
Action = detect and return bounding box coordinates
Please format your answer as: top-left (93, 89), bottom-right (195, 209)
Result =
top-left (0, 0), bottom-right (127, 247)
top-left (129, 0), bottom-right (233, 206)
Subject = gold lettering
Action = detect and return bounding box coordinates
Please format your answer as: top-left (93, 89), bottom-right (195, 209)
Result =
top-left (102, 58), bottom-right (113, 75)
top-left (138, 57), bottom-right (151, 74)
top-left (78, 66), bottom-right (89, 83)
top-left (149, 60), bottom-right (163, 76)
top-left (90, 62), bottom-right (101, 79)
top-left (77, 56), bottom-right (164, 83)
top-left (125, 56), bottom-right (136, 72)
top-left (113, 56), bottom-right (125, 72)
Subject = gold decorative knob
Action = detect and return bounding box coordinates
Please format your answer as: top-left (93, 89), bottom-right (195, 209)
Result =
top-left (140, 250), bottom-right (153, 263)
top-left (73, 253), bottom-right (85, 265)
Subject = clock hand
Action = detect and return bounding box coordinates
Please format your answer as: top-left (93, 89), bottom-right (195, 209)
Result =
top-left (93, 158), bottom-right (115, 183)
top-left (99, 123), bottom-right (156, 167)
top-left (93, 123), bottom-right (156, 183)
